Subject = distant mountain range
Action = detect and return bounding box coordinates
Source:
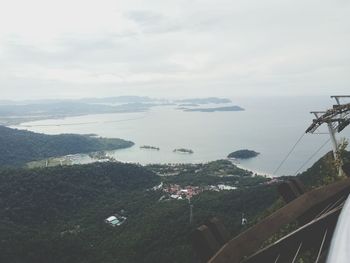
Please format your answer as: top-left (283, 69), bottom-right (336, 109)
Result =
top-left (0, 96), bottom-right (238, 125)
top-left (0, 96), bottom-right (231, 106)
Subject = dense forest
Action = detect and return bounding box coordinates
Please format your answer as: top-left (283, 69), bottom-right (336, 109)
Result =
top-left (0, 162), bottom-right (159, 263)
top-left (0, 126), bottom-right (133, 166)
top-left (0, 161), bottom-right (278, 263)
top-left (0, 151), bottom-right (348, 262)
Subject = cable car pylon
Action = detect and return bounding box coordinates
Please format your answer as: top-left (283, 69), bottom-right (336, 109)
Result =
top-left (306, 95), bottom-right (350, 177)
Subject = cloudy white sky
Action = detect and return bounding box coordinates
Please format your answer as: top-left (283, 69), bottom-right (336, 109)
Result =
top-left (0, 0), bottom-right (349, 100)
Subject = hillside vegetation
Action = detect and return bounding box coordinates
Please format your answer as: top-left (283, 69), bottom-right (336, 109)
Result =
top-left (0, 126), bottom-right (133, 166)
top-left (0, 161), bottom-right (278, 263)
top-left (298, 151), bottom-right (350, 188)
top-left (1, 150), bottom-right (347, 263)
top-left (1, 126), bottom-right (347, 263)
top-left (0, 162), bottom-right (160, 263)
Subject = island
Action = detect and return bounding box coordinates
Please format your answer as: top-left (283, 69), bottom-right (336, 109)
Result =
top-left (175, 97), bottom-right (231, 104)
top-left (227, 149), bottom-right (260, 159)
top-left (140, 145), bottom-right (160, 150)
top-left (181, 105), bottom-right (244, 112)
top-left (178, 103), bottom-right (199, 107)
top-left (173, 148), bottom-right (194, 154)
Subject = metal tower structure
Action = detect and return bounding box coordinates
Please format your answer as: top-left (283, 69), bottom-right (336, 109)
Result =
top-left (189, 198), bottom-right (194, 224)
top-left (306, 95), bottom-right (350, 176)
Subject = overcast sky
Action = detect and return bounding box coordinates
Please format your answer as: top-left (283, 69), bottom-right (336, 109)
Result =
top-left (0, 0), bottom-right (349, 100)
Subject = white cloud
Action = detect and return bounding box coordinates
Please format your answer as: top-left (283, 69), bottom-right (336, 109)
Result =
top-left (0, 0), bottom-right (349, 99)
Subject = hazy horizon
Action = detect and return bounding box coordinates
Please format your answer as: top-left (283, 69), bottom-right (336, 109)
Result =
top-left (0, 94), bottom-right (346, 104)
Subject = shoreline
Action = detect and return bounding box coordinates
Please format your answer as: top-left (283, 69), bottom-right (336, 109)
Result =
top-left (228, 159), bottom-right (275, 178)
top-left (28, 149), bottom-right (275, 179)
top-left (11, 117), bottom-right (276, 177)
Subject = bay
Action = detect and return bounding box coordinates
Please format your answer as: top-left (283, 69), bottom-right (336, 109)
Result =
top-left (12, 96), bottom-right (350, 176)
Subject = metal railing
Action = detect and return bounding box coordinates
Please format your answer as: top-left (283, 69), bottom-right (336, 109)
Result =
top-left (192, 166), bottom-right (350, 263)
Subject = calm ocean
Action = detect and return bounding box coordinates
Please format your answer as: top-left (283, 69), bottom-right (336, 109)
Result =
top-left (13, 96), bottom-right (350, 176)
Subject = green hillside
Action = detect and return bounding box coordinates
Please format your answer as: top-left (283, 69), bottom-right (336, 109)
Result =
top-left (0, 161), bottom-right (278, 263)
top-left (0, 126), bottom-right (133, 166)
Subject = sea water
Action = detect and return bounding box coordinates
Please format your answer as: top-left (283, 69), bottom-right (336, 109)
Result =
top-left (13, 96), bottom-right (350, 176)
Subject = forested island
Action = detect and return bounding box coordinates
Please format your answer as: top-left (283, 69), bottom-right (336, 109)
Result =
top-left (228, 149), bottom-right (260, 159)
top-left (173, 148), bottom-right (194, 154)
top-left (0, 126), bottom-right (133, 166)
top-left (140, 145), bottom-right (160, 150)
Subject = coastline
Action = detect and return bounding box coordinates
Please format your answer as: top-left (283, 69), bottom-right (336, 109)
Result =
top-left (26, 148), bottom-right (274, 179)
top-left (10, 115), bottom-right (277, 176)
top-left (228, 159), bottom-right (275, 178)
top-left (6, 100), bottom-right (337, 176)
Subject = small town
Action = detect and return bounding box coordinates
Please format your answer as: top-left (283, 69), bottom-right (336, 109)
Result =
top-left (153, 182), bottom-right (237, 201)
